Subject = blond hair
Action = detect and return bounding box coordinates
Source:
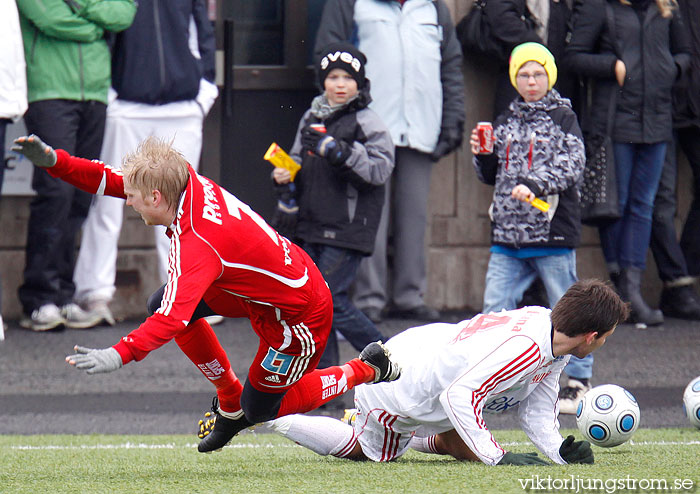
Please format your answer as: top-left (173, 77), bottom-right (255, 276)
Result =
top-left (620, 0), bottom-right (677, 18)
top-left (122, 136), bottom-right (190, 210)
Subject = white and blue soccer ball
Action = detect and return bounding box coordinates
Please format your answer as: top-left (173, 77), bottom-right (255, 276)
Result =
top-left (682, 375), bottom-right (700, 429)
top-left (575, 384), bottom-right (640, 447)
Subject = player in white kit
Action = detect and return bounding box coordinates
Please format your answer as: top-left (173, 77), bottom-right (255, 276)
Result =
top-left (268, 279), bottom-right (629, 465)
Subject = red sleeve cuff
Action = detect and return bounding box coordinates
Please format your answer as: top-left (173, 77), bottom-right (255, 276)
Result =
top-left (47, 149), bottom-right (71, 178)
top-left (113, 340), bottom-right (136, 365)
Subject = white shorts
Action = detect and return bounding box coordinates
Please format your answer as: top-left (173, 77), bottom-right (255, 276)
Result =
top-left (353, 388), bottom-right (417, 462)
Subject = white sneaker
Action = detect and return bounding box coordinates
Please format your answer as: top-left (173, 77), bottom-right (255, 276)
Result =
top-left (20, 303), bottom-right (65, 332)
top-left (558, 379), bottom-right (592, 415)
top-left (61, 303), bottom-right (105, 329)
top-left (83, 299), bottom-right (116, 326)
top-left (204, 315), bottom-right (225, 326)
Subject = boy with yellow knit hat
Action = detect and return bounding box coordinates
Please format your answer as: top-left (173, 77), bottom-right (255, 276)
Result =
top-left (470, 42), bottom-right (586, 387)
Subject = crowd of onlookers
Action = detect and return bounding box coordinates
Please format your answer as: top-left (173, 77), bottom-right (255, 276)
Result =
top-left (1, 0), bottom-right (698, 417)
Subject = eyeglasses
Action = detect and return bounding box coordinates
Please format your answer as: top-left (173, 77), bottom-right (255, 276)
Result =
top-left (516, 72), bottom-right (548, 82)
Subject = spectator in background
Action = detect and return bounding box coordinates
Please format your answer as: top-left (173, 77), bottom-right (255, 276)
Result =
top-left (314, 0), bottom-right (466, 324)
top-left (16, 0), bottom-right (136, 332)
top-left (471, 43), bottom-right (585, 328)
top-left (71, 0), bottom-right (218, 326)
top-left (649, 0), bottom-right (700, 320)
top-left (0, 0), bottom-right (28, 338)
top-left (561, 0), bottom-right (690, 413)
top-left (484, 0), bottom-right (577, 119)
top-left (271, 43), bottom-right (394, 370)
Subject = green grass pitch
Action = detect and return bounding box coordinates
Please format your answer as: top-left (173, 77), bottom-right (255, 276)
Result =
top-left (2, 428), bottom-right (698, 494)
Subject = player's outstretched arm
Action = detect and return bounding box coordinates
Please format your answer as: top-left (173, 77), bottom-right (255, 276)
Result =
top-left (12, 135), bottom-right (57, 168)
top-left (559, 435), bottom-right (594, 464)
top-left (66, 345), bottom-right (123, 375)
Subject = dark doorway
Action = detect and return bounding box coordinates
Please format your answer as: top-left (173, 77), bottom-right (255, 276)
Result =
top-left (217, 0), bottom-right (326, 221)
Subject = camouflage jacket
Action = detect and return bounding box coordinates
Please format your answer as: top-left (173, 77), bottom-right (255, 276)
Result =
top-left (473, 90), bottom-right (585, 249)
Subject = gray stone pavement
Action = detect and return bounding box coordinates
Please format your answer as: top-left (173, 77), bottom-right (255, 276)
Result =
top-left (0, 313), bottom-right (698, 435)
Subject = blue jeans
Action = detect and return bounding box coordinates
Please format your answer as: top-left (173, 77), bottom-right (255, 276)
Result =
top-left (303, 243), bottom-right (384, 368)
top-left (599, 142), bottom-right (667, 270)
top-left (482, 251), bottom-right (578, 313)
top-left (565, 354), bottom-right (594, 380)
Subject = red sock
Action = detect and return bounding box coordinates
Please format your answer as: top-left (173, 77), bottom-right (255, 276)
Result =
top-left (275, 358), bottom-right (374, 417)
top-left (174, 318), bottom-right (243, 413)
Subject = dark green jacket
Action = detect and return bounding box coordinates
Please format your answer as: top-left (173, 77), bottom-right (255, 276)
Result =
top-left (17, 0), bottom-right (136, 104)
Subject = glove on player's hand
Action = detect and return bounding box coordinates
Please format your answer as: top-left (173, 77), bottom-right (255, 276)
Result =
top-left (559, 435), bottom-right (594, 464)
top-left (12, 134), bottom-right (57, 168)
top-left (66, 346), bottom-right (123, 375)
top-left (497, 451), bottom-right (549, 466)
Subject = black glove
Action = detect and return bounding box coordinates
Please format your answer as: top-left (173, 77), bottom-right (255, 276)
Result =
top-left (497, 451), bottom-right (549, 466)
top-left (559, 435), bottom-right (594, 464)
top-left (271, 182), bottom-right (298, 239)
top-left (430, 125), bottom-right (464, 162)
top-left (300, 126), bottom-right (351, 166)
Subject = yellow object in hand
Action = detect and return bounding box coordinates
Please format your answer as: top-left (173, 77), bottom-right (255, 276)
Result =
top-left (264, 143), bottom-right (301, 181)
top-left (529, 197), bottom-right (550, 212)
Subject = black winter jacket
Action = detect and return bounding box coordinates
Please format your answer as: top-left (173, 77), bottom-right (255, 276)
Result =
top-left (673, 0), bottom-right (700, 129)
top-left (565, 0), bottom-right (690, 143)
top-left (289, 86), bottom-right (394, 255)
top-left (111, 0), bottom-right (216, 104)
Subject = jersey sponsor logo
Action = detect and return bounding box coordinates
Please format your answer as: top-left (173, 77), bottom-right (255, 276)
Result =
top-left (261, 348), bottom-right (295, 375)
top-left (264, 374), bottom-right (281, 384)
top-left (198, 359), bottom-right (226, 380)
top-left (198, 175), bottom-right (223, 225)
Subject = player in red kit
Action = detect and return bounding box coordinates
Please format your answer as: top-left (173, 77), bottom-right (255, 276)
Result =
top-left (12, 134), bottom-right (401, 453)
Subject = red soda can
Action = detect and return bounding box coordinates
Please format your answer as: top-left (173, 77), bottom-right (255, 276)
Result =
top-left (477, 121), bottom-right (494, 154)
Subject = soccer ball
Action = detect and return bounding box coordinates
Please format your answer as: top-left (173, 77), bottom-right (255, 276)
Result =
top-left (682, 376), bottom-right (700, 428)
top-left (575, 384), bottom-right (640, 447)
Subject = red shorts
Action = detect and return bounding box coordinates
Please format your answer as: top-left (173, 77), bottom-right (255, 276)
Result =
top-left (203, 265), bottom-right (333, 392)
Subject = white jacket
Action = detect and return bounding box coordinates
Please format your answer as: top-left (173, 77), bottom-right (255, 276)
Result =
top-left (315, 0), bottom-right (465, 153)
top-left (0, 0), bottom-right (28, 121)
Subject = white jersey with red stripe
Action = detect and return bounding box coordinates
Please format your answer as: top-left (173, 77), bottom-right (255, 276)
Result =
top-left (354, 306), bottom-right (569, 465)
top-left (48, 150), bottom-right (329, 364)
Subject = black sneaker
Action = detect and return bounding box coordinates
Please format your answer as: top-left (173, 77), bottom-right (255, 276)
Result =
top-left (660, 285), bottom-right (700, 320)
top-left (197, 397), bottom-right (253, 453)
top-left (359, 341), bottom-right (401, 383)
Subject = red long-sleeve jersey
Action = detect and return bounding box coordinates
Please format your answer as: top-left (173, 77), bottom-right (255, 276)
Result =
top-left (50, 150), bottom-right (330, 364)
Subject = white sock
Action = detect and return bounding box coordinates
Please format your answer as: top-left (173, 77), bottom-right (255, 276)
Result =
top-left (409, 435), bottom-right (441, 455)
top-left (218, 408), bottom-right (244, 420)
top-left (267, 414), bottom-right (356, 457)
